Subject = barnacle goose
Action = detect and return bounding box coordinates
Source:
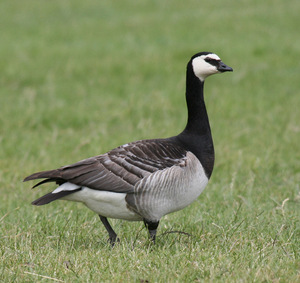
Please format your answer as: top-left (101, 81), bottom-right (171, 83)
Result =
top-left (24, 52), bottom-right (233, 245)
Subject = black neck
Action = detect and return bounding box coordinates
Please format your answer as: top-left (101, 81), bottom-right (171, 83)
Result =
top-left (184, 64), bottom-right (211, 135)
top-left (169, 63), bottom-right (214, 178)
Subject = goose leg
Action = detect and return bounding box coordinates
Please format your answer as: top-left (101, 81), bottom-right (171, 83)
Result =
top-left (143, 219), bottom-right (159, 244)
top-left (99, 215), bottom-right (118, 246)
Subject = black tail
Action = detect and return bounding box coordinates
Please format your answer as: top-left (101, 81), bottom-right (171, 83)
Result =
top-left (32, 189), bottom-right (81, 206)
top-left (23, 169), bottom-right (64, 185)
top-left (24, 169), bottom-right (80, 205)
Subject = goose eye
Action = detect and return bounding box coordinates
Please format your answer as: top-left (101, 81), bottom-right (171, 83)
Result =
top-left (205, 58), bottom-right (219, 67)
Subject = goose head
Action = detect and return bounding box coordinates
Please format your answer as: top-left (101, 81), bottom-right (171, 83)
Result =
top-left (190, 52), bottom-right (233, 82)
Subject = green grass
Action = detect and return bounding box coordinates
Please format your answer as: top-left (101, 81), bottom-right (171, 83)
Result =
top-left (1, 0), bottom-right (299, 281)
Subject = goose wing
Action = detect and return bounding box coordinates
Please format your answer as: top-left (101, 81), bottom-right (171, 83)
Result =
top-left (24, 139), bottom-right (187, 193)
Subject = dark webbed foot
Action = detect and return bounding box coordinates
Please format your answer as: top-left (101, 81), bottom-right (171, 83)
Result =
top-left (143, 219), bottom-right (160, 244)
top-left (108, 236), bottom-right (120, 246)
top-left (99, 216), bottom-right (119, 246)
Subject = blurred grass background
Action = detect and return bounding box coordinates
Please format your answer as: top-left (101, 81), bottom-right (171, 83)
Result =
top-left (1, 0), bottom-right (299, 282)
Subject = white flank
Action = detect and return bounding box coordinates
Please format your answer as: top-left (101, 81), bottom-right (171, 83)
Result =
top-left (61, 187), bottom-right (142, 221)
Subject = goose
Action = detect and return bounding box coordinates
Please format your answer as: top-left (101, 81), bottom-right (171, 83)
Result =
top-left (24, 51), bottom-right (233, 245)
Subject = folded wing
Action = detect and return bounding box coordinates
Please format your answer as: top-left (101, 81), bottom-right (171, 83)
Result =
top-left (24, 139), bottom-right (187, 194)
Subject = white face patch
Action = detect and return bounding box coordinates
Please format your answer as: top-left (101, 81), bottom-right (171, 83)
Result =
top-left (192, 53), bottom-right (221, 81)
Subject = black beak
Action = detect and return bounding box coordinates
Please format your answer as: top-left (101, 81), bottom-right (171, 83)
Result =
top-left (218, 61), bottom-right (233, 73)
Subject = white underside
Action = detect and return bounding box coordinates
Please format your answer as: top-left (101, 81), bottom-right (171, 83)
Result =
top-left (58, 185), bottom-right (142, 221)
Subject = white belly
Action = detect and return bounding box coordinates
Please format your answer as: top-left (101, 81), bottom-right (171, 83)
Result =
top-left (60, 186), bottom-right (141, 221)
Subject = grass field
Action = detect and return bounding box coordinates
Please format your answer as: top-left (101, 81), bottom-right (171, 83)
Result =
top-left (1, 0), bottom-right (299, 282)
